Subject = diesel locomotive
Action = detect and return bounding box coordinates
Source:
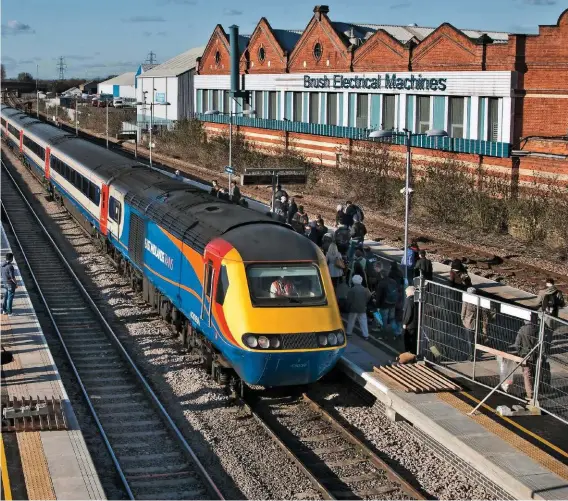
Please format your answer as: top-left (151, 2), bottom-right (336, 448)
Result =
top-left (1, 105), bottom-right (346, 386)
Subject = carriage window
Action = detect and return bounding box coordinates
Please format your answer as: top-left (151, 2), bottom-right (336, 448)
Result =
top-left (109, 196), bottom-right (121, 222)
top-left (89, 184), bottom-right (100, 205)
top-left (216, 265), bottom-right (229, 305)
top-left (246, 263), bottom-right (326, 307)
top-left (204, 262), bottom-right (214, 298)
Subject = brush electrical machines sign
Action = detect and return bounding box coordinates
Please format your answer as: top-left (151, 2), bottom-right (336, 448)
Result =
top-left (303, 73), bottom-right (448, 91)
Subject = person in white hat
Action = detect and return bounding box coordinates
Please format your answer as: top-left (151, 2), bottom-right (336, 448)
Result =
top-left (346, 274), bottom-right (371, 339)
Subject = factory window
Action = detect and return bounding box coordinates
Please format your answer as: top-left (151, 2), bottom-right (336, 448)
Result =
top-left (223, 91), bottom-right (230, 114)
top-left (356, 94), bottom-right (369, 128)
top-left (449, 97), bottom-right (464, 138)
top-left (382, 95), bottom-right (395, 131)
top-left (309, 93), bottom-right (319, 124)
top-left (326, 93), bottom-right (338, 126)
top-left (109, 196), bottom-right (121, 223)
top-left (313, 42), bottom-right (322, 61)
top-left (8, 124), bottom-right (19, 138)
top-left (212, 90), bottom-right (219, 113)
top-left (23, 135), bottom-right (46, 160)
top-left (293, 92), bottom-right (302, 121)
top-left (268, 91), bottom-right (277, 119)
top-left (487, 98), bottom-right (499, 142)
top-left (258, 46), bottom-right (265, 63)
top-left (215, 50), bottom-right (221, 65)
top-left (416, 96), bottom-right (430, 134)
top-left (254, 91), bottom-right (263, 118)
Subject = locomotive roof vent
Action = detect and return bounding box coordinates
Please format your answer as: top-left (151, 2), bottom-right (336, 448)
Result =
top-left (205, 206), bottom-right (221, 212)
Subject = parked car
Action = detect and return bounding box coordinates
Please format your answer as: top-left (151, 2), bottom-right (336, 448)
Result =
top-left (113, 98), bottom-right (124, 108)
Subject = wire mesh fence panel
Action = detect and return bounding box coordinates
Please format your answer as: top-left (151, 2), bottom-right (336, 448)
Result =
top-left (536, 315), bottom-right (568, 423)
top-left (419, 281), bottom-right (475, 373)
top-left (475, 299), bottom-right (539, 403)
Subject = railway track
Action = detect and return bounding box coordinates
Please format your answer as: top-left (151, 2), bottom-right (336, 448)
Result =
top-left (1, 162), bottom-right (223, 501)
top-left (242, 389), bottom-right (424, 500)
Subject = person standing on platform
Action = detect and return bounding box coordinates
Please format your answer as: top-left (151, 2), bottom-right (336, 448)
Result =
top-left (230, 180), bottom-right (241, 204)
top-left (287, 197), bottom-right (298, 225)
top-left (346, 275), bottom-right (371, 340)
top-left (402, 286), bottom-right (418, 354)
top-left (461, 287), bottom-right (478, 361)
top-left (414, 250), bottom-right (433, 280)
top-left (1, 253), bottom-right (18, 316)
top-left (514, 315), bottom-right (539, 401)
top-left (325, 242), bottom-right (345, 288)
top-left (335, 204), bottom-right (346, 227)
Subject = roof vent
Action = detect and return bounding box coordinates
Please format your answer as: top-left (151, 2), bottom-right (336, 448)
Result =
top-left (345, 26), bottom-right (360, 46)
top-left (205, 206), bottom-right (221, 212)
top-left (408, 23), bottom-right (418, 27)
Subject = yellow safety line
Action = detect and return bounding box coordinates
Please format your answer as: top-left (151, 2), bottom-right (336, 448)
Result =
top-left (461, 391), bottom-right (568, 458)
top-left (1, 435), bottom-right (13, 501)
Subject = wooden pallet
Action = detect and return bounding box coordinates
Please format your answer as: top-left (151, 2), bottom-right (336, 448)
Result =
top-left (373, 363), bottom-right (461, 393)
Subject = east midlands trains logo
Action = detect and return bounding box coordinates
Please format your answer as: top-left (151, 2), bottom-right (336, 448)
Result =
top-left (144, 238), bottom-right (174, 270)
top-left (304, 73), bottom-right (448, 91)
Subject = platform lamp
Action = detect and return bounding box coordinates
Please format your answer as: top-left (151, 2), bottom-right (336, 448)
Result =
top-left (205, 106), bottom-right (255, 191)
top-left (135, 97), bottom-right (170, 168)
top-left (368, 128), bottom-right (448, 285)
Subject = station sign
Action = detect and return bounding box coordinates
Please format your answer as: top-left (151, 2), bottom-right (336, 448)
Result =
top-left (240, 167), bottom-right (307, 186)
top-left (155, 92), bottom-right (166, 104)
top-left (224, 166), bottom-right (235, 175)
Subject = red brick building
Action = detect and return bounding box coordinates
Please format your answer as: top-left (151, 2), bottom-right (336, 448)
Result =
top-left (193, 6), bottom-right (568, 187)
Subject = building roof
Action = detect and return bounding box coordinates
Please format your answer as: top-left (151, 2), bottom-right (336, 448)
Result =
top-left (332, 22), bottom-right (510, 45)
top-left (141, 64), bottom-right (158, 72)
top-left (272, 29), bottom-right (303, 52)
top-left (98, 72), bottom-right (136, 86)
top-left (139, 46), bottom-right (206, 78)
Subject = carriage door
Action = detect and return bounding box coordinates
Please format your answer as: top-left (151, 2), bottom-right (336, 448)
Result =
top-left (19, 130), bottom-right (23, 152)
top-left (201, 251), bottom-right (215, 327)
top-left (99, 184), bottom-right (109, 236)
top-left (45, 147), bottom-right (51, 180)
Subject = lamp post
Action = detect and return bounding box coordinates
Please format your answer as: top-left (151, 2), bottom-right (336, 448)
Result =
top-left (369, 127), bottom-right (448, 284)
top-left (106, 97), bottom-right (109, 149)
top-left (75, 97), bottom-right (79, 136)
top-left (205, 104), bottom-right (255, 192)
top-left (135, 96), bottom-right (170, 168)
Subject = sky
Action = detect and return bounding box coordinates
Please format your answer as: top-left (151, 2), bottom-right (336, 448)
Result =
top-left (1, 0), bottom-right (565, 80)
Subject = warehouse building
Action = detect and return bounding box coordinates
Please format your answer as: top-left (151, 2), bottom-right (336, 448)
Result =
top-left (98, 72), bottom-right (136, 99)
top-left (193, 5), bottom-right (568, 187)
top-left (135, 46), bottom-right (205, 126)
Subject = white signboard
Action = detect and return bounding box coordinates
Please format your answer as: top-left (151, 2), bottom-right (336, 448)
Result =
top-left (462, 293), bottom-right (491, 310)
top-left (500, 303), bottom-right (532, 321)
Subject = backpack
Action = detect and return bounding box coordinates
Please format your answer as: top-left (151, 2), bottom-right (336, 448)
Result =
top-left (384, 280), bottom-right (399, 306)
top-left (405, 248), bottom-right (416, 268)
top-left (355, 206), bottom-right (364, 222)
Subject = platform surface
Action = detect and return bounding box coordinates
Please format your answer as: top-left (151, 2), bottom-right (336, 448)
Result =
top-left (1, 224), bottom-right (106, 500)
top-left (340, 323), bottom-right (568, 500)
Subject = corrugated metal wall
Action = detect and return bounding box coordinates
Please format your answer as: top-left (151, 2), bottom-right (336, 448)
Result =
top-left (177, 69), bottom-right (195, 120)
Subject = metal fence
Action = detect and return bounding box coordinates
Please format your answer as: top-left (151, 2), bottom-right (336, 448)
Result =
top-left (417, 279), bottom-right (568, 424)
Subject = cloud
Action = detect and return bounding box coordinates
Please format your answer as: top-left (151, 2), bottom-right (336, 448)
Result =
top-left (156, 0), bottom-right (196, 4)
top-left (122, 15), bottom-right (166, 23)
top-left (157, 31), bottom-right (167, 36)
top-left (390, 2), bottom-right (411, 8)
top-left (524, 0), bottom-right (556, 4)
top-left (2, 20), bottom-right (35, 36)
top-left (223, 8), bottom-right (242, 16)
top-left (65, 54), bottom-right (95, 61)
top-left (143, 31), bottom-right (153, 37)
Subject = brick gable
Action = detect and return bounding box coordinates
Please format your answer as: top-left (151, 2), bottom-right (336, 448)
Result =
top-left (412, 24), bottom-right (482, 71)
top-left (198, 25), bottom-right (231, 75)
top-left (352, 30), bottom-right (410, 72)
top-left (241, 18), bottom-right (287, 74)
top-left (288, 6), bottom-right (351, 73)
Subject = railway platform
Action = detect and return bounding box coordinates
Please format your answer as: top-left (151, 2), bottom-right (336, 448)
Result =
top-left (338, 238), bottom-right (568, 501)
top-left (1, 224), bottom-right (106, 500)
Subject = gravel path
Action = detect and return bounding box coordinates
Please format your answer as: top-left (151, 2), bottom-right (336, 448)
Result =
top-left (309, 381), bottom-right (500, 500)
top-left (3, 148), bottom-right (319, 500)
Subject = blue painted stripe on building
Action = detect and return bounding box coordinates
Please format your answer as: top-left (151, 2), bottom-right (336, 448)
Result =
top-left (370, 94), bottom-right (381, 130)
top-left (338, 94), bottom-right (344, 126)
top-left (113, 85), bottom-right (120, 97)
top-left (406, 95), bottom-right (414, 134)
top-left (348, 94), bottom-right (356, 127)
top-left (478, 98), bottom-right (486, 140)
top-left (433, 96), bottom-right (445, 130)
top-left (284, 92), bottom-right (292, 120)
top-left (320, 93), bottom-right (326, 124)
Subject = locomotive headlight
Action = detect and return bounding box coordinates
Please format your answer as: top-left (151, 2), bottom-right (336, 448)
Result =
top-left (327, 332), bottom-right (338, 346)
top-left (269, 336), bottom-right (281, 349)
top-left (318, 334), bottom-right (328, 347)
top-left (258, 336), bottom-right (270, 349)
top-left (336, 332), bottom-right (345, 345)
top-left (244, 335), bottom-right (258, 348)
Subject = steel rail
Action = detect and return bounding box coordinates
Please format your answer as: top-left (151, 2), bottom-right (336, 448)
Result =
top-left (1, 159), bottom-right (224, 500)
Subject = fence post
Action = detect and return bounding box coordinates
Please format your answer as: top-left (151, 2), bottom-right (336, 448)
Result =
top-left (472, 296), bottom-right (480, 380)
top-left (416, 273), bottom-right (425, 358)
top-left (532, 313), bottom-right (546, 407)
